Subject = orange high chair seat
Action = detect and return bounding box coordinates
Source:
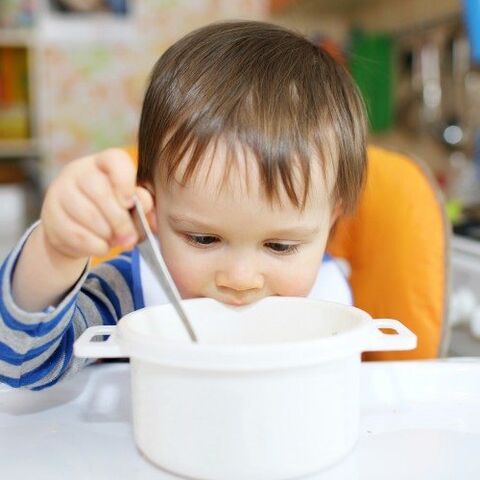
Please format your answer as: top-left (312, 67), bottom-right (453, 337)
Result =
top-left (94, 145), bottom-right (449, 361)
top-left (328, 145), bottom-right (449, 360)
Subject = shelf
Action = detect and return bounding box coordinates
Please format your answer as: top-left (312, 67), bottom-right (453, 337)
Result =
top-left (0, 28), bottom-right (35, 47)
top-left (270, 0), bottom-right (378, 15)
top-left (270, 0), bottom-right (462, 35)
top-left (0, 139), bottom-right (40, 158)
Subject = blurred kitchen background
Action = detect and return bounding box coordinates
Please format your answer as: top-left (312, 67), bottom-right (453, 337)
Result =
top-left (1, 0), bottom-right (480, 355)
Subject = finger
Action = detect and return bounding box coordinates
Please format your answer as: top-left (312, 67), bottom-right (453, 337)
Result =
top-left (76, 172), bottom-right (138, 246)
top-left (44, 200), bottom-right (111, 258)
top-left (60, 187), bottom-right (113, 241)
top-left (135, 186), bottom-right (154, 214)
top-left (94, 149), bottom-right (137, 208)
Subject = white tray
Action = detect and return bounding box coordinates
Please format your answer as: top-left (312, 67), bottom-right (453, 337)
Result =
top-left (1, 359), bottom-right (480, 480)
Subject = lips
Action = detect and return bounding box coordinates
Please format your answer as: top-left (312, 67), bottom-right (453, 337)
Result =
top-left (221, 297), bottom-right (252, 306)
top-left (216, 294), bottom-right (262, 306)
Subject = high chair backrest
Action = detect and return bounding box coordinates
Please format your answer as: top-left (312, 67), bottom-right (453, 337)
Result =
top-left (93, 144), bottom-right (449, 360)
top-left (328, 145), bottom-right (449, 360)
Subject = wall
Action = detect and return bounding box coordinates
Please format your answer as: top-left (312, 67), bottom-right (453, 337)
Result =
top-left (38, 0), bottom-right (267, 178)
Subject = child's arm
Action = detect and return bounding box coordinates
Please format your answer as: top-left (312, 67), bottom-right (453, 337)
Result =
top-left (0, 149), bottom-right (153, 389)
top-left (0, 243), bottom-right (139, 389)
top-left (12, 149), bottom-right (151, 311)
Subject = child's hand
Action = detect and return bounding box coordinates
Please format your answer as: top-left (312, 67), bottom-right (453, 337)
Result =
top-left (40, 149), bottom-right (153, 260)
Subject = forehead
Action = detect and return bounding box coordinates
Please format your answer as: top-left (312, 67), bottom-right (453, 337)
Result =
top-left (160, 137), bottom-right (337, 212)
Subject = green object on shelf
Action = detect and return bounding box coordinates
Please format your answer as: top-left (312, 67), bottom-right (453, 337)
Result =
top-left (349, 30), bottom-right (394, 132)
top-left (446, 199), bottom-right (463, 224)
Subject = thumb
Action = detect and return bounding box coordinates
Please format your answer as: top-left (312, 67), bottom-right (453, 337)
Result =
top-left (132, 186), bottom-right (157, 241)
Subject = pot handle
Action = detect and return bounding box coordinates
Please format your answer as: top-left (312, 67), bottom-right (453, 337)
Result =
top-left (74, 326), bottom-right (126, 359)
top-left (364, 319), bottom-right (417, 352)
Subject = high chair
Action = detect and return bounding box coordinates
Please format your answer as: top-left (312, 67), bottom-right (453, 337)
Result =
top-left (328, 145), bottom-right (449, 360)
top-left (93, 144), bottom-right (450, 361)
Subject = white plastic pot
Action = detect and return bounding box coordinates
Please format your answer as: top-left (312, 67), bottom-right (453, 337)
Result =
top-left (74, 297), bottom-right (416, 480)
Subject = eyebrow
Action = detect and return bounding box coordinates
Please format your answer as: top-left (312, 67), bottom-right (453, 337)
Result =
top-left (168, 214), bottom-right (218, 232)
top-left (168, 214), bottom-right (320, 238)
top-left (267, 226), bottom-right (320, 238)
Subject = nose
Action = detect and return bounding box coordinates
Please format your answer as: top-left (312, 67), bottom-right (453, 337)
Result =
top-left (215, 257), bottom-right (264, 292)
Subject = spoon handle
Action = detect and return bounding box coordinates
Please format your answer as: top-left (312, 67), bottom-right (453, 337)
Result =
top-left (132, 195), bottom-right (198, 342)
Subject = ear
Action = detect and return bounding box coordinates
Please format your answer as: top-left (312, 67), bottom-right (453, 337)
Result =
top-left (329, 201), bottom-right (343, 229)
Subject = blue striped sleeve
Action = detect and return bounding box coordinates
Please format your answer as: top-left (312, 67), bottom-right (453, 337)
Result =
top-left (0, 224), bottom-right (137, 390)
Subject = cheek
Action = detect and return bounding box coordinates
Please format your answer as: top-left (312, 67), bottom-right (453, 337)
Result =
top-left (272, 270), bottom-right (317, 297)
top-left (166, 259), bottom-right (207, 299)
top-left (155, 219), bottom-right (204, 298)
top-left (269, 249), bottom-right (325, 297)
top-left (159, 232), bottom-right (213, 299)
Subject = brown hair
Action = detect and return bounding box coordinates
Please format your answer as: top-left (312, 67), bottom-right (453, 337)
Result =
top-left (138, 20), bottom-right (367, 212)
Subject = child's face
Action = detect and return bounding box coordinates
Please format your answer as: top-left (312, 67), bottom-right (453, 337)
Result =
top-left (150, 142), bottom-right (339, 306)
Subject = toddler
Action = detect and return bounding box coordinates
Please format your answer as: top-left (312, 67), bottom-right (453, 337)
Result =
top-left (0, 20), bottom-right (366, 389)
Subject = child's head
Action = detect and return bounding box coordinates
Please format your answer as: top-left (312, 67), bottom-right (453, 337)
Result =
top-left (137, 20), bottom-right (367, 305)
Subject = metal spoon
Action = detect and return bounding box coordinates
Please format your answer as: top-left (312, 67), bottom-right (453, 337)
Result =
top-left (132, 195), bottom-right (198, 342)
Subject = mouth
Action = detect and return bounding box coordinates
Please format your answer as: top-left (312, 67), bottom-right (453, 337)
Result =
top-left (184, 294), bottom-right (253, 306)
top-left (218, 295), bottom-right (259, 306)
top-left (221, 298), bottom-right (250, 306)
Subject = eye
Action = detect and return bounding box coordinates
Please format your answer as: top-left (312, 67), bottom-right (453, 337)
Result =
top-left (264, 242), bottom-right (299, 255)
top-left (185, 234), bottom-right (220, 248)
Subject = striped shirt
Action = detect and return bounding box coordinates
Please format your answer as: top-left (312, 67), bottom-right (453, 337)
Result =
top-left (0, 223), bottom-right (351, 390)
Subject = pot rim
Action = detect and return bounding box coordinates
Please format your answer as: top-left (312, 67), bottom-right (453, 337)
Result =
top-left (117, 297), bottom-right (374, 370)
